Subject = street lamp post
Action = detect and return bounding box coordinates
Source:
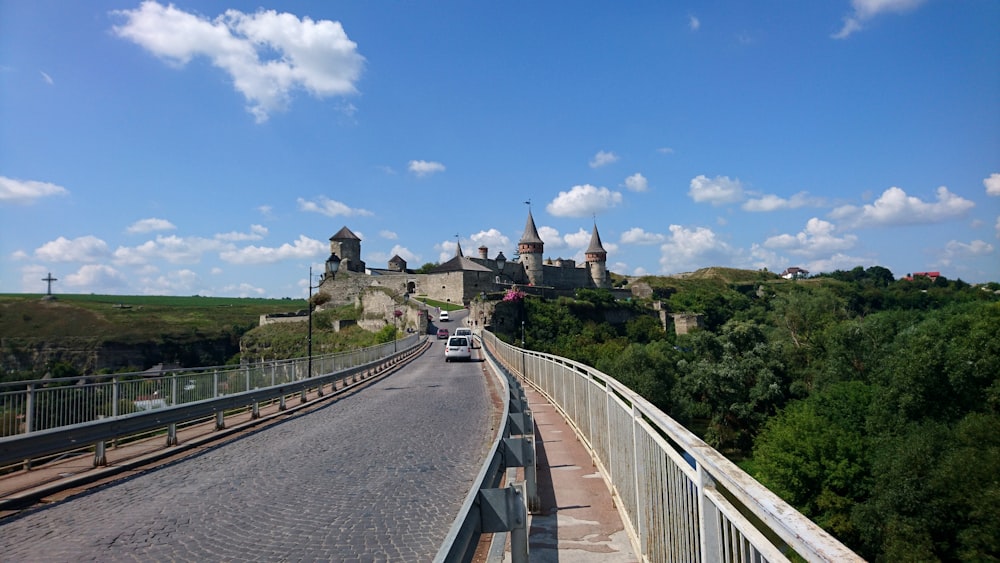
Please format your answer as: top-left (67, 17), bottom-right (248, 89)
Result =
top-left (521, 320), bottom-right (525, 348)
top-left (308, 267), bottom-right (314, 378)
top-left (393, 309), bottom-right (402, 352)
top-left (309, 253), bottom-right (340, 379)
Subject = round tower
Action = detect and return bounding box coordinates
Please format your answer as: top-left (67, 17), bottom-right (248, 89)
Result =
top-left (518, 210), bottom-right (544, 286)
top-left (584, 222), bottom-right (609, 289)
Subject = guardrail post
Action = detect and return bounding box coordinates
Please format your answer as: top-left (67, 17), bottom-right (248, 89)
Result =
top-left (25, 382), bottom-right (36, 434)
top-left (252, 400), bottom-right (260, 419)
top-left (213, 370), bottom-right (219, 398)
top-left (94, 440), bottom-right (107, 466)
top-left (112, 376), bottom-right (119, 418)
top-left (479, 482), bottom-right (529, 563)
top-left (698, 466), bottom-right (721, 562)
top-left (215, 410), bottom-right (225, 430)
top-left (167, 423), bottom-right (178, 446)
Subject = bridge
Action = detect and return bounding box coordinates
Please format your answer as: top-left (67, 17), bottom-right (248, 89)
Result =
top-left (0, 326), bottom-right (862, 561)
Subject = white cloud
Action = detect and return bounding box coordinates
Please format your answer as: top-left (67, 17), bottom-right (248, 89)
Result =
top-left (623, 173), bottom-right (649, 192)
top-left (938, 239), bottom-right (994, 266)
top-left (657, 147), bottom-right (675, 155)
top-left (368, 244), bottom-right (421, 266)
top-left (257, 205), bottom-right (273, 217)
top-left (127, 217), bottom-right (176, 234)
top-left (537, 226), bottom-right (564, 249)
top-left (0, 176), bottom-right (69, 204)
top-left (658, 225), bottom-right (738, 273)
top-left (984, 173), bottom-right (1000, 196)
top-left (764, 218), bottom-right (858, 257)
top-left (832, 0), bottom-right (927, 39)
top-left (113, 235), bottom-right (227, 265)
top-left (297, 196), bottom-right (372, 217)
top-left (112, 2), bottom-right (364, 122)
top-left (380, 230), bottom-right (398, 240)
top-left (546, 184), bottom-right (623, 217)
top-left (830, 186), bottom-right (975, 228)
top-left (388, 245), bottom-right (419, 263)
top-left (632, 266), bottom-right (649, 276)
top-left (139, 269), bottom-right (203, 295)
top-left (64, 264), bottom-right (128, 291)
top-left (589, 150), bottom-right (619, 168)
top-left (40, 71), bottom-right (54, 85)
top-left (688, 15), bottom-right (701, 31)
top-left (35, 236), bottom-right (110, 263)
top-left (220, 235), bottom-right (325, 264)
top-left (215, 224), bottom-right (268, 242)
top-left (742, 191), bottom-right (820, 212)
top-left (436, 240), bottom-right (458, 263)
top-left (620, 227), bottom-right (666, 245)
top-left (221, 282), bottom-right (266, 297)
top-left (470, 229), bottom-right (511, 254)
top-left (556, 228), bottom-right (617, 262)
top-left (688, 175), bottom-right (744, 206)
top-left (996, 216), bottom-right (1000, 239)
top-left (408, 160), bottom-right (446, 177)
top-left (806, 253), bottom-right (877, 274)
top-left (563, 228), bottom-right (592, 249)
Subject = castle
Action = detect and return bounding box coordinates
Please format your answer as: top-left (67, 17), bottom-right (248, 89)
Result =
top-left (316, 210), bottom-right (611, 308)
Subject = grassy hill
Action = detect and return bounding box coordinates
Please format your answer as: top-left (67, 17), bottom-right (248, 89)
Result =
top-left (0, 294), bottom-right (307, 379)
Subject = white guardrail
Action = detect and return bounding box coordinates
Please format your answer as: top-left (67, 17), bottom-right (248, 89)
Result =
top-left (481, 331), bottom-right (864, 563)
top-left (0, 335), bottom-right (423, 469)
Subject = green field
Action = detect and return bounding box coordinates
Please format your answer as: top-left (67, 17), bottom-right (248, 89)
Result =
top-left (0, 294), bottom-right (307, 340)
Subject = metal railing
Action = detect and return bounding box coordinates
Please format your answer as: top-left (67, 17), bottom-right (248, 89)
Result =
top-left (434, 336), bottom-right (536, 563)
top-left (482, 331), bottom-right (863, 563)
top-left (0, 335), bottom-right (423, 469)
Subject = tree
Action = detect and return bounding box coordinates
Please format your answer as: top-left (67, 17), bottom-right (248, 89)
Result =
top-left (679, 320), bottom-right (788, 453)
top-left (752, 381), bottom-right (872, 549)
top-left (595, 341), bottom-right (679, 412)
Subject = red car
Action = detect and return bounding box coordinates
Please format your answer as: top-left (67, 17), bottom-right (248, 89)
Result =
top-left (437, 328), bottom-right (449, 339)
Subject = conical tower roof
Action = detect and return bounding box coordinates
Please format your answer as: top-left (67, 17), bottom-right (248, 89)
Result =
top-left (585, 223), bottom-right (607, 256)
top-left (330, 226), bottom-right (361, 241)
top-left (455, 239), bottom-right (464, 257)
top-left (519, 210), bottom-right (544, 245)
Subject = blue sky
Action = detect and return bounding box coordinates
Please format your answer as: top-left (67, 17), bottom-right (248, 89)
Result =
top-left (2, 1), bottom-right (998, 298)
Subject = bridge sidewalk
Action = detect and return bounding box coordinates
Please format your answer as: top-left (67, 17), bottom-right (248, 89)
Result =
top-left (511, 383), bottom-right (638, 562)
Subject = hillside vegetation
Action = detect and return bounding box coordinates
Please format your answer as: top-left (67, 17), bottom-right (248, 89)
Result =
top-left (0, 294), bottom-right (306, 380)
top-left (494, 267), bottom-right (1000, 562)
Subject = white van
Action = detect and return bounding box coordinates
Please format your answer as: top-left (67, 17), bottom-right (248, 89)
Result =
top-left (455, 327), bottom-right (473, 346)
top-left (439, 311), bottom-right (450, 322)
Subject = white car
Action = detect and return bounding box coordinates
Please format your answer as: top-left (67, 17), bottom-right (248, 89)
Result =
top-left (439, 311), bottom-right (450, 322)
top-left (444, 336), bottom-right (471, 362)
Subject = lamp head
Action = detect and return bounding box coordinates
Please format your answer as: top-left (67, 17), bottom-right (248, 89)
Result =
top-left (326, 252), bottom-right (342, 278)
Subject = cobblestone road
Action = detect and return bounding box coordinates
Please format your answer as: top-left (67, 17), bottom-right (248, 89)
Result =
top-left (0, 343), bottom-right (495, 562)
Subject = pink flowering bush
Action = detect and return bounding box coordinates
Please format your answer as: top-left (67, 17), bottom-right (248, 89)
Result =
top-left (502, 288), bottom-right (525, 302)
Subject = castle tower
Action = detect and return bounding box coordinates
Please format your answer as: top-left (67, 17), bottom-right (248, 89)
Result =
top-left (584, 222), bottom-right (609, 289)
top-left (329, 226), bottom-right (365, 273)
top-left (518, 210), bottom-right (544, 286)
